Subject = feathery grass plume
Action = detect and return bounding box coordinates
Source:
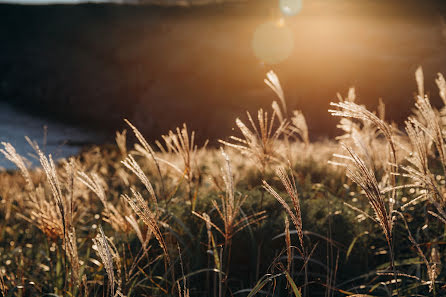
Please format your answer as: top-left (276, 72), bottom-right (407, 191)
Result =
top-left (436, 73), bottom-right (446, 105)
top-left (430, 244), bottom-right (442, 283)
top-left (104, 234), bottom-right (123, 294)
top-left (410, 94), bottom-right (446, 174)
top-left (340, 144), bottom-right (399, 291)
top-left (158, 123), bottom-right (206, 206)
top-left (219, 108), bottom-right (288, 173)
top-left (124, 119), bottom-right (165, 196)
top-left (336, 87), bottom-right (356, 103)
top-left (78, 171), bottom-right (133, 233)
top-left (263, 167), bottom-right (304, 254)
top-left (378, 98), bottom-right (386, 121)
top-left (341, 145), bottom-right (393, 246)
top-left (38, 150), bottom-right (71, 241)
top-left (334, 118), bottom-right (359, 141)
top-left (38, 150), bottom-right (86, 292)
top-left (39, 151), bottom-right (64, 214)
top-left (2, 142), bottom-right (84, 243)
top-left (160, 124), bottom-right (197, 176)
top-left (289, 110), bottom-right (309, 146)
top-left (1, 142), bottom-right (34, 192)
top-left (329, 100), bottom-right (397, 212)
top-left (201, 211), bottom-right (222, 278)
top-left (272, 100), bottom-right (285, 124)
top-left (416, 66), bottom-right (425, 98)
top-left (401, 120), bottom-right (446, 221)
top-left (122, 188), bottom-right (170, 266)
top-left (404, 121), bottom-right (430, 176)
top-left (116, 129), bottom-right (127, 157)
top-left (399, 162), bottom-right (445, 217)
top-left (63, 158), bottom-right (76, 231)
top-left (329, 102), bottom-right (395, 152)
top-left (62, 158), bottom-right (81, 289)
top-left (121, 154), bottom-right (157, 206)
top-left (126, 214), bottom-right (150, 247)
top-left (93, 226), bottom-right (116, 296)
top-left (265, 70), bottom-right (286, 114)
top-left (65, 226), bottom-right (80, 286)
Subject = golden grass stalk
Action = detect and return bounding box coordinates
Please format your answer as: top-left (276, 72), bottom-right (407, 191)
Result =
top-left (342, 145), bottom-right (393, 248)
top-left (404, 121), bottom-right (429, 176)
top-left (93, 226), bottom-right (116, 296)
top-left (272, 100), bottom-right (285, 124)
top-left (125, 119), bottom-right (165, 196)
top-left (65, 226), bottom-right (80, 286)
top-left (329, 100), bottom-right (397, 213)
top-left (160, 123), bottom-right (197, 178)
top-left (78, 171), bottom-right (133, 233)
top-left (289, 110), bottom-right (309, 146)
top-left (264, 70), bottom-right (286, 114)
top-left (436, 73), bottom-right (446, 105)
top-left (416, 66), bottom-right (425, 98)
top-left (194, 149), bottom-right (266, 240)
top-left (409, 95), bottom-right (446, 174)
top-left (220, 108), bottom-right (288, 173)
top-left (122, 188), bottom-right (170, 266)
top-left (2, 142), bottom-right (85, 247)
top-left (1, 142), bottom-right (34, 192)
top-left (401, 120), bottom-right (446, 222)
top-left (263, 167), bottom-right (304, 254)
top-left (121, 154), bottom-right (157, 206)
top-left (158, 123), bottom-right (206, 206)
top-left (340, 144), bottom-right (399, 293)
top-left (116, 129), bottom-right (127, 157)
top-left (336, 87), bottom-right (356, 103)
top-left (194, 149), bottom-right (265, 295)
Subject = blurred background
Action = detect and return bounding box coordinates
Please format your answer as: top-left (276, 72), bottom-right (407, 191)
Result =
top-left (1, 0), bottom-right (446, 166)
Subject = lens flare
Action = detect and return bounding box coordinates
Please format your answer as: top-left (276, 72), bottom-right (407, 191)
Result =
top-left (252, 21), bottom-right (294, 65)
top-left (279, 0), bottom-right (303, 16)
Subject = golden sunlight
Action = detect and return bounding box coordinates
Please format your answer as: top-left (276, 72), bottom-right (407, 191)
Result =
top-left (279, 0), bottom-right (302, 16)
top-left (252, 20), bottom-right (294, 65)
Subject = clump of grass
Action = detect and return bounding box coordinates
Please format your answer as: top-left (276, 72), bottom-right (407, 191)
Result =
top-left (219, 108), bottom-right (288, 174)
top-left (92, 226), bottom-right (121, 296)
top-left (193, 149), bottom-right (266, 294)
top-left (158, 123), bottom-right (207, 209)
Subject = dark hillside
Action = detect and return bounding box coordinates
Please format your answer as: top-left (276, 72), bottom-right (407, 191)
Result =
top-left (1, 0), bottom-right (446, 142)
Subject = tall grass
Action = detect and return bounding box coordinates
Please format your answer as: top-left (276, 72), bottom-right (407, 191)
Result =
top-left (1, 68), bottom-right (446, 296)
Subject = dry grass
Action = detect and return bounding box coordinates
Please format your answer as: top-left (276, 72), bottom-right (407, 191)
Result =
top-left (2, 68), bottom-right (446, 296)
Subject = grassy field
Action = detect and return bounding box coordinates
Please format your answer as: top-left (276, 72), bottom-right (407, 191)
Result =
top-left (1, 68), bottom-right (446, 296)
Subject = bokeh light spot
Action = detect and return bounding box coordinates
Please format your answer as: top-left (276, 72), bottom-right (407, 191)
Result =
top-left (252, 21), bottom-right (294, 65)
top-left (279, 0), bottom-right (303, 16)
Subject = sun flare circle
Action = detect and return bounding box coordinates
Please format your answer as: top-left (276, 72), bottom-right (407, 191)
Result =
top-left (279, 0), bottom-right (302, 16)
top-left (252, 21), bottom-right (294, 65)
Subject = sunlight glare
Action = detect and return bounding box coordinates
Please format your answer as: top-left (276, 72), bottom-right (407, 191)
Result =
top-left (252, 21), bottom-right (294, 65)
top-left (279, 0), bottom-right (303, 16)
